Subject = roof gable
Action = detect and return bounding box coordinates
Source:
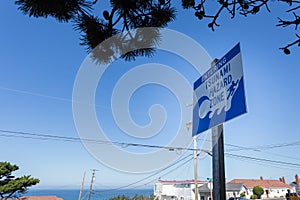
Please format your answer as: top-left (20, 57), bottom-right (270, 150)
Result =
top-left (158, 180), bottom-right (207, 184)
top-left (226, 183), bottom-right (246, 191)
top-left (228, 179), bottom-right (293, 189)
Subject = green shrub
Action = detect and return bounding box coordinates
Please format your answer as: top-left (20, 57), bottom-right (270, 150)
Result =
top-left (250, 194), bottom-right (257, 199)
top-left (253, 186), bottom-right (264, 199)
top-left (240, 192), bottom-right (246, 197)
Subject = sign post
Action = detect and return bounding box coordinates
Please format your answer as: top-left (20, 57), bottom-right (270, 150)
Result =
top-left (193, 43), bottom-right (247, 200)
top-left (212, 124), bottom-right (225, 200)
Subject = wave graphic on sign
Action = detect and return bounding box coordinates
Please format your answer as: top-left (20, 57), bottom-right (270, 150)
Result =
top-left (198, 77), bottom-right (241, 119)
top-left (194, 77), bottom-right (246, 133)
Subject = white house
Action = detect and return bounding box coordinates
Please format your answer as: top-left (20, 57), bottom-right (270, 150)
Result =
top-left (154, 179), bottom-right (209, 200)
top-left (226, 183), bottom-right (248, 199)
top-left (154, 180), bottom-right (247, 200)
top-left (228, 176), bottom-right (294, 199)
top-left (154, 177), bottom-right (294, 200)
top-left (197, 182), bottom-right (248, 200)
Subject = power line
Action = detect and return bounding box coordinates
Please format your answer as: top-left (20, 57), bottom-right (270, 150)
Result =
top-left (2, 129), bottom-right (300, 175)
top-left (0, 128), bottom-right (199, 193)
top-left (2, 128), bottom-right (300, 161)
top-left (0, 86), bottom-right (73, 103)
top-left (2, 86), bottom-right (300, 156)
top-left (2, 86), bottom-right (299, 153)
top-left (143, 154), bottom-right (196, 186)
top-left (94, 153), bottom-right (194, 194)
top-left (226, 141), bottom-right (300, 152)
top-left (94, 151), bottom-right (300, 193)
top-left (197, 137), bottom-right (300, 153)
top-left (5, 128), bottom-right (299, 158)
top-left (122, 154), bottom-right (195, 191)
top-left (197, 136), bottom-right (300, 160)
top-left (1, 128), bottom-right (300, 168)
top-left (3, 87), bottom-right (300, 189)
top-left (0, 130), bottom-right (108, 144)
top-left (0, 129), bottom-right (210, 153)
top-left (226, 154), bottom-right (298, 171)
top-left (225, 153), bottom-right (300, 168)
top-left (256, 150), bottom-right (300, 161)
top-left (0, 86), bottom-right (107, 109)
top-left (94, 153), bottom-right (197, 194)
top-left (0, 86), bottom-right (156, 114)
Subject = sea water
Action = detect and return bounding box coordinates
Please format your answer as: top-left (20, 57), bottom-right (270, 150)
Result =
top-left (25, 189), bottom-right (153, 200)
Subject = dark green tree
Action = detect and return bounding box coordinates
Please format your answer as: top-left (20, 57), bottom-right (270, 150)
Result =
top-left (0, 161), bottom-right (39, 198)
top-left (15, 0), bottom-right (300, 57)
top-left (253, 185), bottom-right (264, 199)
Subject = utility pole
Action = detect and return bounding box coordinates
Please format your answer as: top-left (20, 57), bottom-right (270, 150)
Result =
top-left (210, 180), bottom-right (213, 200)
top-left (211, 59), bottom-right (226, 200)
top-left (186, 105), bottom-right (199, 200)
top-left (88, 169), bottom-right (97, 200)
top-left (78, 171), bottom-right (86, 200)
top-left (193, 136), bottom-right (198, 200)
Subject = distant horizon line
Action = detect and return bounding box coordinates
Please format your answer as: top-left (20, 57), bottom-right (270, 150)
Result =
top-left (29, 187), bottom-right (153, 190)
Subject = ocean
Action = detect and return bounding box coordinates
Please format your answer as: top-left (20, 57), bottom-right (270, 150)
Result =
top-left (25, 189), bottom-right (153, 200)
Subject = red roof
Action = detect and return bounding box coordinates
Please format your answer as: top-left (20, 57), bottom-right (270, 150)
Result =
top-left (159, 180), bottom-right (208, 184)
top-left (20, 196), bottom-right (63, 200)
top-left (228, 179), bottom-right (293, 189)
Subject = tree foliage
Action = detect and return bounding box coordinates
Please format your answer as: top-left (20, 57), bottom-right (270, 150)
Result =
top-left (0, 161), bottom-right (39, 198)
top-left (182, 0), bottom-right (300, 55)
top-left (253, 185), bottom-right (264, 199)
top-left (240, 191), bottom-right (246, 197)
top-left (15, 0), bottom-right (300, 60)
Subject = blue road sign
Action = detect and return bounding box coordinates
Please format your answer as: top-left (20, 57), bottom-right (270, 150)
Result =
top-left (192, 43), bottom-right (247, 136)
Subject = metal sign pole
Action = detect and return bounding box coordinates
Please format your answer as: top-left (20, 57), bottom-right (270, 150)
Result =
top-left (212, 124), bottom-right (226, 200)
top-left (210, 59), bottom-right (226, 200)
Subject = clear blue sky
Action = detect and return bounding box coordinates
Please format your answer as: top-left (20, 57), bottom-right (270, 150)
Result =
top-left (0, 0), bottom-right (300, 191)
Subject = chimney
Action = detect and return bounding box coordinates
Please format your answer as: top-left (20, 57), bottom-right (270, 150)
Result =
top-left (282, 176), bottom-right (286, 184)
top-left (260, 176), bottom-right (263, 180)
top-left (279, 178), bottom-right (282, 182)
top-left (296, 174), bottom-right (299, 193)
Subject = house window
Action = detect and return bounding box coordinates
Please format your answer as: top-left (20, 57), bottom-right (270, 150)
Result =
top-left (277, 190), bottom-right (280, 193)
top-left (200, 197), bottom-right (204, 200)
